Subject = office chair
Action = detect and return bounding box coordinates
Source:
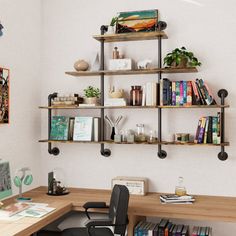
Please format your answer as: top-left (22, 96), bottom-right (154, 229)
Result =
top-left (62, 184), bottom-right (129, 236)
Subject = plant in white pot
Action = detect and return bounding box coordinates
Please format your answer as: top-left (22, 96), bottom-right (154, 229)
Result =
top-left (107, 17), bottom-right (118, 34)
top-left (83, 86), bottom-right (100, 105)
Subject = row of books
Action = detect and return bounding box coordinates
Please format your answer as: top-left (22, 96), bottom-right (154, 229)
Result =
top-left (134, 219), bottom-right (189, 236)
top-left (194, 114), bottom-right (221, 144)
top-left (160, 194), bottom-right (195, 204)
top-left (192, 226), bottom-right (212, 236)
top-left (160, 78), bottom-right (216, 106)
top-left (134, 220), bottom-right (212, 236)
top-left (50, 116), bottom-right (100, 141)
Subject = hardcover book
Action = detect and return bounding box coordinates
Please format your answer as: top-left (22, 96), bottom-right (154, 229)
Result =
top-left (73, 117), bottom-right (93, 141)
top-left (50, 116), bottom-right (69, 140)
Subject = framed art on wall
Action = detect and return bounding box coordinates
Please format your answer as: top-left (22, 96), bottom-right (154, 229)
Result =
top-left (0, 67), bottom-right (9, 124)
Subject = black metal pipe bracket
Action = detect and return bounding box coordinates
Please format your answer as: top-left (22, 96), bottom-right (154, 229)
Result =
top-left (100, 25), bottom-right (111, 157)
top-left (48, 93), bottom-right (60, 156)
top-left (217, 89), bottom-right (228, 161)
top-left (157, 35), bottom-right (167, 159)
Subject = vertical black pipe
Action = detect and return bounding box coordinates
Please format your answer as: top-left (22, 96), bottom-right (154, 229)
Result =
top-left (48, 93), bottom-right (59, 156)
top-left (99, 26), bottom-right (111, 157)
top-left (217, 89), bottom-right (228, 161)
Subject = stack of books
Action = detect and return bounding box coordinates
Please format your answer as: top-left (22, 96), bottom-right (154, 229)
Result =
top-left (160, 194), bottom-right (195, 204)
top-left (194, 114), bottom-right (221, 144)
top-left (50, 116), bottom-right (101, 142)
top-left (142, 82), bottom-right (158, 106)
top-left (160, 78), bottom-right (216, 106)
top-left (134, 219), bottom-right (189, 236)
top-left (192, 226), bottom-right (212, 236)
top-left (104, 98), bottom-right (127, 107)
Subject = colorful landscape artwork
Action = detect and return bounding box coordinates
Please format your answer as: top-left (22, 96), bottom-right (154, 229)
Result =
top-left (116, 9), bottom-right (158, 33)
top-left (0, 67), bottom-right (9, 124)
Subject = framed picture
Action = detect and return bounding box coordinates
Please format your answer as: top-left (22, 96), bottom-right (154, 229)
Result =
top-left (0, 161), bottom-right (12, 199)
top-left (116, 9), bottom-right (158, 34)
top-left (0, 67), bottom-right (9, 124)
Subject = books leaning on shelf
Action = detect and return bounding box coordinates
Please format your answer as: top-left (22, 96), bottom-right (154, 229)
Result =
top-left (160, 78), bottom-right (216, 106)
top-left (50, 116), bottom-right (70, 140)
top-left (194, 113), bottom-right (221, 144)
top-left (160, 194), bottom-right (195, 204)
top-left (73, 116), bottom-right (101, 142)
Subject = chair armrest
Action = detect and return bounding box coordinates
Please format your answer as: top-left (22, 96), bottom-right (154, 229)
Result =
top-left (83, 202), bottom-right (108, 210)
top-left (83, 202), bottom-right (109, 220)
top-left (85, 218), bottom-right (113, 228)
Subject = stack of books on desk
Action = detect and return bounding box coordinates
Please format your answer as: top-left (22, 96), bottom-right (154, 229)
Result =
top-left (160, 194), bottom-right (195, 204)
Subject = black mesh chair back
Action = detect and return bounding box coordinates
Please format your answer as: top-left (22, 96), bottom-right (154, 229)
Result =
top-left (108, 185), bottom-right (129, 235)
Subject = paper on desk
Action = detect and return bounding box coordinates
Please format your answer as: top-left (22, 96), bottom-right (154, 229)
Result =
top-left (18, 205), bottom-right (55, 218)
top-left (0, 212), bottom-right (24, 221)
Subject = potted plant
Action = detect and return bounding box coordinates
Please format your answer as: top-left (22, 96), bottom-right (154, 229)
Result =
top-left (164, 47), bottom-right (201, 68)
top-left (83, 86), bottom-right (100, 105)
top-left (106, 16), bottom-right (118, 34)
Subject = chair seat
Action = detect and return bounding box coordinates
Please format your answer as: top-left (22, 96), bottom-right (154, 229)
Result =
top-left (62, 227), bottom-right (113, 236)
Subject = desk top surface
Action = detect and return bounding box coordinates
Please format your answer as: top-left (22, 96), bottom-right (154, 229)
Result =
top-left (1, 187), bottom-right (236, 236)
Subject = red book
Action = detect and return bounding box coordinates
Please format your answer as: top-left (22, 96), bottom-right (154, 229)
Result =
top-left (187, 81), bottom-right (192, 106)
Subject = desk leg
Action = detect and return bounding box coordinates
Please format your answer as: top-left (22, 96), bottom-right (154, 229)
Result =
top-left (127, 215), bottom-right (146, 236)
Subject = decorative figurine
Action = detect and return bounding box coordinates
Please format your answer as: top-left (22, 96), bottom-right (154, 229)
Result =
top-left (137, 59), bottom-right (152, 69)
top-left (74, 60), bottom-right (89, 71)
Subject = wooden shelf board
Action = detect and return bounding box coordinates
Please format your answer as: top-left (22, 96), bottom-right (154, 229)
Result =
top-left (39, 104), bottom-right (229, 109)
top-left (65, 67), bottom-right (197, 77)
top-left (93, 31), bottom-right (168, 42)
top-left (39, 140), bottom-right (229, 146)
top-left (39, 105), bottom-right (158, 109)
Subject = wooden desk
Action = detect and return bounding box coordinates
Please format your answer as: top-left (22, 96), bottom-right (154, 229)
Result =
top-left (2, 187), bottom-right (236, 236)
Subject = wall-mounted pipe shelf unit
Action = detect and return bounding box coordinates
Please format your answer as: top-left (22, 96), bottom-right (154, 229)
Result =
top-left (40, 26), bottom-right (230, 161)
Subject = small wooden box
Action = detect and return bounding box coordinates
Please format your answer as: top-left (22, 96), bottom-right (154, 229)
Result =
top-left (112, 176), bottom-right (148, 195)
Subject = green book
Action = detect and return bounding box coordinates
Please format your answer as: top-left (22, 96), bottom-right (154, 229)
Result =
top-left (50, 116), bottom-right (69, 140)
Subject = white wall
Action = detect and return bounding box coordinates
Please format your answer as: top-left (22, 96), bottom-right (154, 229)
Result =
top-left (0, 0), bottom-right (42, 195)
top-left (38, 0), bottom-right (236, 235)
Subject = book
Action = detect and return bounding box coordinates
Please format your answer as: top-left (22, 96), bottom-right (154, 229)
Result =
top-left (192, 226), bottom-right (199, 236)
top-left (179, 81), bottom-right (184, 105)
top-left (194, 118), bottom-right (202, 143)
top-left (153, 223), bottom-right (159, 236)
top-left (164, 222), bottom-right (172, 236)
top-left (73, 117), bottom-right (93, 141)
top-left (104, 98), bottom-right (127, 106)
top-left (212, 116), bottom-right (218, 144)
top-left (0, 202), bottom-right (30, 217)
top-left (68, 117), bottom-right (75, 140)
top-left (187, 81), bottom-right (192, 106)
top-left (191, 81), bottom-right (201, 105)
top-left (172, 81), bottom-right (176, 106)
top-left (93, 117), bottom-right (101, 142)
top-left (160, 79), bottom-right (163, 106)
top-left (175, 81), bottom-right (180, 106)
top-left (181, 225), bottom-right (189, 236)
top-left (160, 194), bottom-right (195, 204)
top-left (134, 221), bottom-right (143, 236)
top-left (207, 116), bottom-right (213, 143)
top-left (50, 116), bottom-right (69, 140)
top-left (163, 79), bottom-right (170, 106)
top-left (158, 219), bottom-right (169, 236)
top-left (198, 117), bottom-right (206, 143)
top-left (148, 223), bottom-right (157, 236)
top-left (203, 117), bottom-right (209, 144)
top-left (18, 205), bottom-right (55, 218)
top-left (183, 81), bottom-right (187, 105)
top-left (176, 224), bottom-right (184, 236)
top-left (217, 112), bottom-right (221, 144)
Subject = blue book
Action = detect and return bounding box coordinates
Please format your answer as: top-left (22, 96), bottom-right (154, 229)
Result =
top-left (183, 81), bottom-right (187, 105)
top-left (50, 116), bottom-right (69, 141)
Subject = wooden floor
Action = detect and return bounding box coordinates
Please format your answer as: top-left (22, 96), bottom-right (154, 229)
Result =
top-left (2, 187), bottom-right (236, 236)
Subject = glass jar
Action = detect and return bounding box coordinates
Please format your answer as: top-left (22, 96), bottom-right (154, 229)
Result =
top-left (130, 86), bottom-right (142, 106)
top-left (135, 124), bottom-right (146, 142)
top-left (175, 176), bottom-right (187, 196)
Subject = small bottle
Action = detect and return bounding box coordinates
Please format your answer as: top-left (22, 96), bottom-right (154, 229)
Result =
top-left (113, 47), bottom-right (119, 59)
top-left (175, 176), bottom-right (187, 196)
top-left (130, 86), bottom-right (142, 106)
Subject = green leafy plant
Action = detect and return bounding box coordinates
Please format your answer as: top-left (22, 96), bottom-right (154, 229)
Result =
top-left (164, 47), bottom-right (201, 67)
top-left (84, 86), bottom-right (100, 98)
top-left (110, 17), bottom-right (118, 27)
